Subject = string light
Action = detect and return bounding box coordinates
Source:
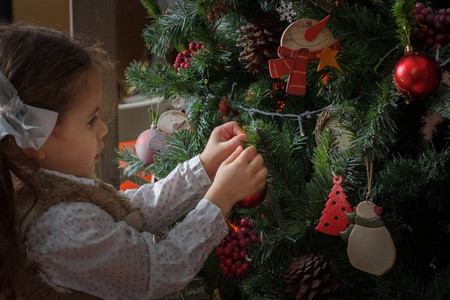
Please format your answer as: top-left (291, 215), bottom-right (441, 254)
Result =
top-left (205, 82), bottom-right (336, 135)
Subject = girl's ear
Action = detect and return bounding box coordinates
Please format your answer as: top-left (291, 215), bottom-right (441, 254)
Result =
top-left (22, 148), bottom-right (46, 160)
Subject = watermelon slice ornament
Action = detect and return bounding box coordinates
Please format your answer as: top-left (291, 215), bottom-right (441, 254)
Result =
top-left (315, 175), bottom-right (353, 236)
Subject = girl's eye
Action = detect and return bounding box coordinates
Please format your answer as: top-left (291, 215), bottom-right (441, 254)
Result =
top-left (88, 115), bottom-right (99, 126)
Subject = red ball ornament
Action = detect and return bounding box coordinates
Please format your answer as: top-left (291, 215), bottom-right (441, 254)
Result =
top-left (393, 51), bottom-right (442, 100)
top-left (235, 184), bottom-right (267, 209)
top-left (135, 127), bottom-right (158, 164)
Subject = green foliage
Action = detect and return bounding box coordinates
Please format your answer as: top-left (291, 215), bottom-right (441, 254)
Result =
top-left (115, 145), bottom-right (150, 177)
top-left (122, 0), bottom-right (450, 298)
top-left (140, 0), bottom-right (162, 20)
top-left (430, 87), bottom-right (450, 119)
top-left (143, 0), bottom-right (204, 56)
top-left (352, 84), bottom-right (400, 160)
top-left (391, 0), bottom-right (418, 46)
top-left (126, 62), bottom-right (206, 100)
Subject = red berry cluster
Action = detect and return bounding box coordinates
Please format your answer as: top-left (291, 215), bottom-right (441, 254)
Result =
top-left (205, 1), bottom-right (234, 21)
top-left (173, 42), bottom-right (204, 72)
top-left (214, 218), bottom-right (260, 279)
top-left (414, 2), bottom-right (450, 47)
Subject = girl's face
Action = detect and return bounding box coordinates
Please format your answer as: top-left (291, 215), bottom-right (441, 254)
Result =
top-left (37, 68), bottom-right (108, 177)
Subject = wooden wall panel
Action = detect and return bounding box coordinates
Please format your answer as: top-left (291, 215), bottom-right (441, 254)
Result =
top-left (13, 0), bottom-right (70, 32)
top-left (71, 0), bottom-right (120, 188)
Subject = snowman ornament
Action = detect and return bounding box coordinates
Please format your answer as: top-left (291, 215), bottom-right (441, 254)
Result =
top-left (269, 15), bottom-right (341, 95)
top-left (340, 201), bottom-right (396, 275)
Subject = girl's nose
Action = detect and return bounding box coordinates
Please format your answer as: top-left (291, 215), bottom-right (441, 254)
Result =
top-left (98, 119), bottom-right (108, 138)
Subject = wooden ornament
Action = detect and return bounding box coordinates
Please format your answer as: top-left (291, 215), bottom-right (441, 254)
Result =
top-left (315, 175), bottom-right (353, 235)
top-left (269, 16), bottom-right (341, 95)
top-left (316, 45), bottom-right (342, 72)
top-left (314, 108), bottom-right (353, 150)
top-left (343, 201), bottom-right (396, 276)
top-left (157, 110), bottom-right (191, 134)
top-left (213, 289), bottom-right (221, 300)
top-left (281, 16), bottom-right (336, 52)
top-left (148, 128), bottom-right (170, 155)
top-left (161, 278), bottom-right (209, 300)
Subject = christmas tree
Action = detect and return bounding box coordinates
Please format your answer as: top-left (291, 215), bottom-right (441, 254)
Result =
top-left (119, 0), bottom-right (450, 298)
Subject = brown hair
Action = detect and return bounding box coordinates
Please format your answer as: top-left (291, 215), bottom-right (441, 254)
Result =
top-left (0, 23), bottom-right (113, 298)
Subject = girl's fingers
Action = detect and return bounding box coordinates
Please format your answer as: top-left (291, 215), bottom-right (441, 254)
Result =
top-left (256, 165), bottom-right (268, 180)
top-left (224, 134), bottom-right (248, 149)
top-left (254, 167), bottom-right (268, 190)
top-left (248, 154), bottom-right (264, 169)
top-left (235, 146), bottom-right (257, 164)
top-left (223, 145), bottom-right (244, 164)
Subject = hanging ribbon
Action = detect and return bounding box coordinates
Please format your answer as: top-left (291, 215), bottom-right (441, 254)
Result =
top-left (365, 155), bottom-right (374, 201)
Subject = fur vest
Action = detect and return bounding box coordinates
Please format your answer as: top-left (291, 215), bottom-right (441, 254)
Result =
top-left (14, 172), bottom-right (143, 300)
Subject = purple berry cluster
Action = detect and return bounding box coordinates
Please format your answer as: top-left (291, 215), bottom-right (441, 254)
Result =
top-left (414, 2), bottom-right (450, 47)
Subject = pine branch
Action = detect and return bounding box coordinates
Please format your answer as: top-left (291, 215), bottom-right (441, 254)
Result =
top-left (115, 145), bottom-right (151, 177)
top-left (352, 84), bottom-right (400, 160)
top-left (391, 0), bottom-right (417, 47)
top-left (301, 130), bottom-right (339, 222)
top-left (251, 120), bottom-right (307, 208)
top-left (140, 0), bottom-right (162, 20)
top-left (429, 86), bottom-right (450, 119)
top-left (143, 0), bottom-right (205, 56)
top-left (423, 266), bottom-right (450, 300)
top-left (241, 270), bottom-right (287, 299)
top-left (148, 129), bottom-right (204, 179)
top-left (126, 62), bottom-right (205, 99)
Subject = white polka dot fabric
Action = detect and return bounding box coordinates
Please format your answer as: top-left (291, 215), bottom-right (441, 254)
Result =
top-left (25, 155), bottom-right (228, 299)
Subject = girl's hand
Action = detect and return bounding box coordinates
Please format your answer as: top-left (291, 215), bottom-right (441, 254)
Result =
top-left (200, 121), bottom-right (248, 180)
top-left (204, 145), bottom-right (268, 217)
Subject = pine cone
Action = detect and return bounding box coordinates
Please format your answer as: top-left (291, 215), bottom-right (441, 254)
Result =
top-left (283, 254), bottom-right (345, 300)
top-left (236, 14), bottom-right (282, 75)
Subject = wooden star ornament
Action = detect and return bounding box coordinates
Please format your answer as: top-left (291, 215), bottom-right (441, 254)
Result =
top-left (316, 45), bottom-right (342, 72)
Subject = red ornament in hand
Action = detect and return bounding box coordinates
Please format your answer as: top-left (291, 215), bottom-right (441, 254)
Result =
top-left (393, 51), bottom-right (442, 100)
top-left (235, 184), bottom-right (267, 209)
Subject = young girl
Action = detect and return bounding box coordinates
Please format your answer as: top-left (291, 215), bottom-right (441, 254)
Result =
top-left (0, 23), bottom-right (268, 299)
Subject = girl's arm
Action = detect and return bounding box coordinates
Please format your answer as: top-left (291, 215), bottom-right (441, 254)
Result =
top-left (123, 121), bottom-right (248, 233)
top-left (25, 199), bottom-right (227, 300)
top-left (123, 155), bottom-right (212, 233)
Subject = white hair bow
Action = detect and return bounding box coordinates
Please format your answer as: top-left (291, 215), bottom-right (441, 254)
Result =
top-left (0, 72), bottom-right (58, 150)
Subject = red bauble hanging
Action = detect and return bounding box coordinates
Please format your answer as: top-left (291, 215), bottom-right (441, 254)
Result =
top-left (135, 126), bottom-right (160, 165)
top-left (393, 51), bottom-right (442, 100)
top-left (235, 184), bottom-right (267, 209)
top-left (315, 175), bottom-right (354, 236)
